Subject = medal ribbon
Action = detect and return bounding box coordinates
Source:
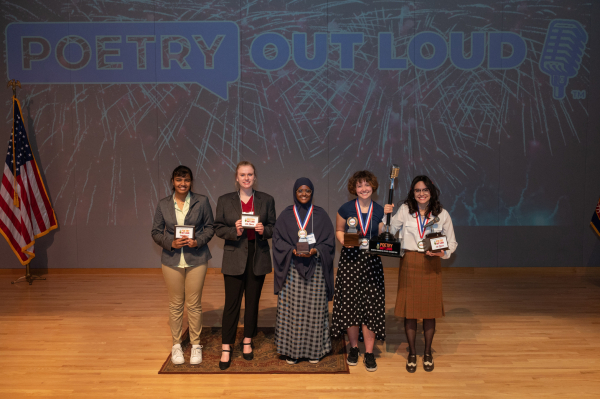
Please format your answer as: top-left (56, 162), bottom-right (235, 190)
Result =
top-left (294, 205), bottom-right (313, 231)
top-left (416, 211), bottom-right (431, 239)
top-left (355, 200), bottom-right (373, 237)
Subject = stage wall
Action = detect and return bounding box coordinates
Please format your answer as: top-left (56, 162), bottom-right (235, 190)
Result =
top-left (1, 0), bottom-right (600, 269)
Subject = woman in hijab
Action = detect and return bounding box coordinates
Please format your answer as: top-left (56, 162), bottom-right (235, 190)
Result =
top-left (273, 178), bottom-right (336, 364)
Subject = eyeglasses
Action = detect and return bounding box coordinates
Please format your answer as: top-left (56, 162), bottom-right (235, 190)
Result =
top-left (413, 188), bottom-right (430, 194)
top-left (296, 189), bottom-right (312, 195)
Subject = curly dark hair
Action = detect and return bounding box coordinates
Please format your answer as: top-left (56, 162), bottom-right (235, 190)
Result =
top-left (403, 175), bottom-right (443, 216)
top-left (171, 165), bottom-right (193, 192)
top-left (347, 170), bottom-right (379, 195)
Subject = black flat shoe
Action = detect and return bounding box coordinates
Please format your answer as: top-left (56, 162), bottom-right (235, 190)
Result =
top-left (423, 353), bottom-right (434, 372)
top-left (219, 349), bottom-right (232, 370)
top-left (241, 341), bottom-right (254, 361)
top-left (406, 354), bottom-right (417, 373)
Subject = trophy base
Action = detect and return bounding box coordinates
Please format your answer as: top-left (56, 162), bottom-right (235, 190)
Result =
top-left (344, 233), bottom-right (360, 247)
top-left (296, 242), bottom-right (310, 255)
top-left (367, 237), bottom-right (402, 257)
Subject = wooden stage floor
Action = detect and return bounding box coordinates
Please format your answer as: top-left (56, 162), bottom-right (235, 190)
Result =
top-left (1, 267), bottom-right (600, 398)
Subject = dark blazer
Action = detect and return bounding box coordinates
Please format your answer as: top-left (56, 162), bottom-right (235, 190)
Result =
top-left (151, 192), bottom-right (215, 267)
top-left (214, 191), bottom-right (276, 276)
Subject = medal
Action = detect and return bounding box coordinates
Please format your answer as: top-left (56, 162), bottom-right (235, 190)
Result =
top-left (416, 211), bottom-right (431, 251)
top-left (360, 238), bottom-right (369, 250)
top-left (294, 205), bottom-right (313, 242)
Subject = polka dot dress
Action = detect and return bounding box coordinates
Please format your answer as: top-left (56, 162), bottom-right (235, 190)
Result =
top-left (331, 247), bottom-right (386, 341)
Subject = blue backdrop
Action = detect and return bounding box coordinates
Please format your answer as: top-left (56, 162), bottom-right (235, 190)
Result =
top-left (1, 0), bottom-right (599, 269)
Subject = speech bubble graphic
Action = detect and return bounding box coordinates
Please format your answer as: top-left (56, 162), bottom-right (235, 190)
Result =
top-left (6, 22), bottom-right (240, 100)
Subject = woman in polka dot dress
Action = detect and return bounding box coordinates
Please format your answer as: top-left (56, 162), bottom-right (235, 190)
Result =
top-left (331, 171), bottom-right (394, 372)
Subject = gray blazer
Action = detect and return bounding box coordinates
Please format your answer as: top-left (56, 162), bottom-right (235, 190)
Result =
top-left (151, 192), bottom-right (215, 267)
top-left (214, 191), bottom-right (276, 276)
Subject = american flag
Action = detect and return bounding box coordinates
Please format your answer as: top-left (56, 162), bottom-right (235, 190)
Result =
top-left (0, 98), bottom-right (57, 265)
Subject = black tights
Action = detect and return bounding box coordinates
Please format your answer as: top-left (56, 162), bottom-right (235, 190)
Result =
top-left (404, 318), bottom-right (436, 356)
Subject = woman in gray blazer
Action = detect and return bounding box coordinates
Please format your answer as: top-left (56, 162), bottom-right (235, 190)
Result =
top-left (214, 161), bottom-right (276, 370)
top-left (151, 165), bottom-right (215, 366)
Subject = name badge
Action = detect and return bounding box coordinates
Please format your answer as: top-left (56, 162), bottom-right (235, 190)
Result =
top-left (307, 233), bottom-right (316, 244)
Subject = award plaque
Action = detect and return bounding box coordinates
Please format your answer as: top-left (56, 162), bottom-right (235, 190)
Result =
top-left (241, 213), bottom-right (259, 229)
top-left (423, 232), bottom-right (449, 253)
top-left (344, 217), bottom-right (360, 247)
top-left (175, 225), bottom-right (195, 239)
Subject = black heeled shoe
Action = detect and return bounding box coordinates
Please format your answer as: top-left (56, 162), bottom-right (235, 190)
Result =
top-left (219, 348), bottom-right (232, 370)
top-left (241, 341), bottom-right (254, 361)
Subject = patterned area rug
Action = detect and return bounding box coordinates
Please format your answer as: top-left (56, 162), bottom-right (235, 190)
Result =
top-left (159, 327), bottom-right (349, 374)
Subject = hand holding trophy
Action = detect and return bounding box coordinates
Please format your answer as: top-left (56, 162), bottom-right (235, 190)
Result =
top-left (367, 165), bottom-right (402, 257)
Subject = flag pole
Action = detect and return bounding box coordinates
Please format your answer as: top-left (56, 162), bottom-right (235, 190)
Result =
top-left (7, 80), bottom-right (46, 285)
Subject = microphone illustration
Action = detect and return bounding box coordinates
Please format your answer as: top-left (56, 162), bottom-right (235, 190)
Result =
top-left (539, 19), bottom-right (588, 100)
top-left (423, 216), bottom-right (440, 229)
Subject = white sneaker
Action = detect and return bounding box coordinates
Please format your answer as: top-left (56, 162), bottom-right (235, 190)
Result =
top-left (190, 345), bottom-right (203, 365)
top-left (309, 358), bottom-right (320, 364)
top-left (171, 344), bottom-right (184, 365)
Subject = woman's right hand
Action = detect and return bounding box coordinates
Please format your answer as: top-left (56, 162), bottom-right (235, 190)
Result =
top-left (235, 219), bottom-right (244, 236)
top-left (172, 237), bottom-right (189, 249)
top-left (384, 204), bottom-right (394, 214)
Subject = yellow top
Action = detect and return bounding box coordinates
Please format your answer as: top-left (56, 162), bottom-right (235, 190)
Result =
top-left (173, 192), bottom-right (191, 268)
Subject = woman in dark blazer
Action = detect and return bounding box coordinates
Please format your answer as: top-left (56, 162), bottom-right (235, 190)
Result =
top-left (151, 165), bottom-right (215, 366)
top-left (214, 161), bottom-right (276, 370)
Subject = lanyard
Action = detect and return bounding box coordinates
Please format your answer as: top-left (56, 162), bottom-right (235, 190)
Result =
top-left (238, 190), bottom-right (255, 214)
top-left (355, 199), bottom-right (373, 237)
top-left (293, 205), bottom-right (313, 231)
top-left (416, 211), bottom-right (431, 239)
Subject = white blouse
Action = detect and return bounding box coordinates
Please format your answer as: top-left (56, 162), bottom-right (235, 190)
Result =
top-left (389, 204), bottom-right (458, 259)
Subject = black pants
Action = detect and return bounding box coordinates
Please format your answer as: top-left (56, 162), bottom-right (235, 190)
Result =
top-left (222, 241), bottom-right (266, 344)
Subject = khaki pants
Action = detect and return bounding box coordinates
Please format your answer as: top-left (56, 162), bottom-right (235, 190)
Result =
top-left (162, 264), bottom-right (208, 346)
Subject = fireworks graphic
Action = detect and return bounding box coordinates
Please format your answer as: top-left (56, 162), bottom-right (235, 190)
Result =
top-left (1, 0), bottom-right (590, 229)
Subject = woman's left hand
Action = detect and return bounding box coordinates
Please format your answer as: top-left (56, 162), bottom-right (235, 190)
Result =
top-left (383, 204), bottom-right (394, 214)
top-left (187, 239), bottom-right (198, 248)
top-left (255, 222), bottom-right (264, 235)
top-left (292, 248), bottom-right (317, 258)
top-left (425, 250), bottom-right (444, 257)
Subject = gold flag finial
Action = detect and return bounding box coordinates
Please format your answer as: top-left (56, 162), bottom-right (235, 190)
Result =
top-left (7, 79), bottom-right (21, 97)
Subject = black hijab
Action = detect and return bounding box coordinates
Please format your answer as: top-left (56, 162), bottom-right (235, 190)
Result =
top-left (273, 178), bottom-right (336, 300)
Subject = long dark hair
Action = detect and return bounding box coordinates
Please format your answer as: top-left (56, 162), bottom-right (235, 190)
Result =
top-left (171, 165), bottom-right (193, 192)
top-left (403, 175), bottom-right (443, 216)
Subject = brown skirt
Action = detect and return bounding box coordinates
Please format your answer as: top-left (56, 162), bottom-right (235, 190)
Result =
top-left (394, 251), bottom-right (445, 319)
